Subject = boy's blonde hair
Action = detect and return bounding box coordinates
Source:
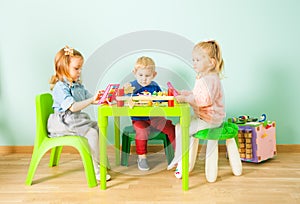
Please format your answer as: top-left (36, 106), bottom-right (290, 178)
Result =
top-left (49, 46), bottom-right (83, 90)
top-left (194, 40), bottom-right (224, 75)
top-left (133, 56), bottom-right (155, 73)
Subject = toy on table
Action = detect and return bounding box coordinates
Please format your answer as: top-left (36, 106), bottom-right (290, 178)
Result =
top-left (97, 83), bottom-right (120, 105)
top-left (116, 88), bottom-right (125, 107)
top-left (116, 83), bottom-right (176, 108)
top-left (167, 81), bottom-right (179, 96)
top-left (123, 84), bottom-right (135, 95)
top-left (116, 91), bottom-right (174, 108)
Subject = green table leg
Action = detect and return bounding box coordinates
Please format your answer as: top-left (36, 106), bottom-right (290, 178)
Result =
top-left (182, 126), bottom-right (189, 191)
top-left (99, 115), bottom-right (108, 190)
top-left (181, 106), bottom-right (190, 191)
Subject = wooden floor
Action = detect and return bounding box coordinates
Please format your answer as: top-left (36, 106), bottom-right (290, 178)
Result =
top-left (0, 145), bottom-right (299, 204)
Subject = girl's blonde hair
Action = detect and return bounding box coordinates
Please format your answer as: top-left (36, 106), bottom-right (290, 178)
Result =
top-left (194, 40), bottom-right (224, 75)
top-left (133, 56), bottom-right (155, 73)
top-left (49, 46), bottom-right (83, 90)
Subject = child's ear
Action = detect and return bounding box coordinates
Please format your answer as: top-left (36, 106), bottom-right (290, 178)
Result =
top-left (153, 71), bottom-right (157, 78)
top-left (210, 58), bottom-right (216, 67)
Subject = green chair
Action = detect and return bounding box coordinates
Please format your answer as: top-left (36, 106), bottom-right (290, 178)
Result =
top-left (121, 126), bottom-right (174, 166)
top-left (193, 121), bottom-right (239, 143)
top-left (25, 93), bottom-right (97, 188)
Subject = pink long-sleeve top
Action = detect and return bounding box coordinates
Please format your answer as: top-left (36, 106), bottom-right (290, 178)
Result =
top-left (192, 73), bottom-right (225, 124)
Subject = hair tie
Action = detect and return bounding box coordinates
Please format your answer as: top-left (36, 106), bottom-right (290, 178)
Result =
top-left (64, 45), bottom-right (74, 56)
top-left (203, 39), bottom-right (215, 43)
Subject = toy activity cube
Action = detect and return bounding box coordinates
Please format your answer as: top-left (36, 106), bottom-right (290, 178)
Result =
top-left (237, 121), bottom-right (276, 163)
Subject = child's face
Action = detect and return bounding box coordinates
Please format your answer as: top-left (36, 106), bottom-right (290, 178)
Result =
top-left (133, 67), bottom-right (157, 87)
top-left (192, 49), bottom-right (213, 74)
top-left (69, 56), bottom-right (83, 81)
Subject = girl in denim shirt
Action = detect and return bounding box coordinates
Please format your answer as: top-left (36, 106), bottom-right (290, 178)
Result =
top-left (47, 46), bottom-right (111, 181)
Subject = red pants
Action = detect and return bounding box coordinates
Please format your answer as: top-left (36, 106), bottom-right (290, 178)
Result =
top-left (132, 117), bottom-right (175, 155)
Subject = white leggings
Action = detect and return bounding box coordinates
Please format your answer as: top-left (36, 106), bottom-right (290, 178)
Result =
top-left (85, 128), bottom-right (100, 172)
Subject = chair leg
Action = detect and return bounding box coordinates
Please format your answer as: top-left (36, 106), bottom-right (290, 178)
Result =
top-left (121, 132), bottom-right (131, 166)
top-left (25, 148), bottom-right (48, 186)
top-left (205, 140), bottom-right (218, 183)
top-left (226, 138), bottom-right (242, 176)
top-left (49, 146), bottom-right (63, 167)
top-left (162, 134), bottom-right (174, 164)
top-left (106, 156), bottom-right (111, 170)
top-left (25, 151), bottom-right (39, 185)
top-left (77, 147), bottom-right (97, 188)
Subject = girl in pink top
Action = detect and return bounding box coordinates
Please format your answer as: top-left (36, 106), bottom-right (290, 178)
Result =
top-left (168, 40), bottom-right (242, 182)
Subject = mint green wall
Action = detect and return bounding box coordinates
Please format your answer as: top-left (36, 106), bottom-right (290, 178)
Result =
top-left (0, 0), bottom-right (299, 145)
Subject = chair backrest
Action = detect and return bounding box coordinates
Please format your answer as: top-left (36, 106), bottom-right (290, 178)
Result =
top-left (35, 93), bottom-right (54, 146)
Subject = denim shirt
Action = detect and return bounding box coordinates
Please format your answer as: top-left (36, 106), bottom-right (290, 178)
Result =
top-left (52, 79), bottom-right (93, 112)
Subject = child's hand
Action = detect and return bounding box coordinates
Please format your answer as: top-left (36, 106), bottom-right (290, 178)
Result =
top-left (92, 91), bottom-right (101, 104)
top-left (175, 95), bottom-right (186, 103)
top-left (123, 83), bottom-right (135, 94)
top-left (175, 92), bottom-right (195, 104)
top-left (180, 90), bottom-right (193, 96)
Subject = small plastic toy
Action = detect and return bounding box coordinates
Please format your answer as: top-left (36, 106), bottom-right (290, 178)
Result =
top-left (97, 83), bottom-right (120, 105)
top-left (258, 113), bottom-right (267, 122)
top-left (229, 115), bottom-right (258, 124)
top-left (116, 88), bottom-right (124, 107)
top-left (263, 120), bottom-right (273, 129)
top-left (167, 82), bottom-right (179, 96)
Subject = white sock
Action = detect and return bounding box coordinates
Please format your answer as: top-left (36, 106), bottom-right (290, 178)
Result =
top-left (226, 138), bottom-right (242, 176)
top-left (174, 161), bottom-right (182, 179)
top-left (93, 160), bottom-right (99, 175)
top-left (138, 154), bottom-right (147, 159)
